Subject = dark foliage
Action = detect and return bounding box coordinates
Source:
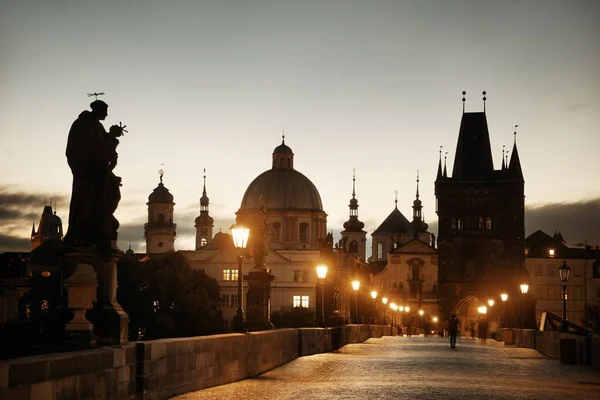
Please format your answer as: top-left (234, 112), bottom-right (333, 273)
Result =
top-left (271, 306), bottom-right (315, 328)
top-left (117, 252), bottom-right (222, 340)
top-left (581, 288), bottom-right (600, 336)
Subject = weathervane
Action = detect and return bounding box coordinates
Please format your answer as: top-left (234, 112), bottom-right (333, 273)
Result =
top-left (87, 92), bottom-right (105, 100)
top-left (159, 164), bottom-right (164, 183)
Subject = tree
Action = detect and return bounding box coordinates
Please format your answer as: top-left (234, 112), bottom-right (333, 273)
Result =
top-left (117, 252), bottom-right (222, 340)
top-left (581, 288), bottom-right (600, 336)
top-left (271, 306), bottom-right (315, 328)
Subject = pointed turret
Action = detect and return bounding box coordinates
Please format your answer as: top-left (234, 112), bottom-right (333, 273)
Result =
top-left (341, 170), bottom-right (366, 259)
top-left (443, 152), bottom-right (448, 178)
top-left (412, 171), bottom-right (429, 235)
top-left (195, 169), bottom-right (214, 249)
top-left (508, 128), bottom-right (524, 181)
top-left (436, 147), bottom-right (443, 181)
top-left (501, 145), bottom-right (506, 170)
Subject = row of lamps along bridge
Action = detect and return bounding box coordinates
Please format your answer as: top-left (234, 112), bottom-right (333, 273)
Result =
top-left (230, 225), bottom-right (573, 333)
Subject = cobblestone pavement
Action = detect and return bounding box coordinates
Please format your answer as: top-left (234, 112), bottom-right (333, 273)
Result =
top-left (174, 336), bottom-right (600, 400)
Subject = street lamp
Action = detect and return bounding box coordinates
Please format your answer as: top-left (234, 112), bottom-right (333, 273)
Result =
top-left (370, 290), bottom-right (378, 324)
top-left (520, 283), bottom-right (529, 329)
top-left (351, 280), bottom-right (360, 324)
top-left (231, 225), bottom-right (250, 333)
top-left (478, 306), bottom-right (488, 338)
top-left (558, 260), bottom-right (572, 332)
top-left (500, 293), bottom-right (508, 327)
top-left (382, 297), bottom-right (388, 327)
top-left (316, 264), bottom-right (328, 328)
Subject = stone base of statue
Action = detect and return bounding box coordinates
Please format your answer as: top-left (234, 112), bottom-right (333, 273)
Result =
top-left (63, 262), bottom-right (97, 346)
top-left (64, 251), bottom-right (129, 345)
top-left (244, 269), bottom-right (275, 331)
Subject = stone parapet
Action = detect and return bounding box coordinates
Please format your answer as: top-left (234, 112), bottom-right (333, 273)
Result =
top-left (0, 344), bottom-right (136, 400)
top-left (0, 325), bottom-right (382, 400)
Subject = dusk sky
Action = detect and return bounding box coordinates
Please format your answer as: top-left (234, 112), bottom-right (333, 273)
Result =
top-left (1, 1), bottom-right (599, 254)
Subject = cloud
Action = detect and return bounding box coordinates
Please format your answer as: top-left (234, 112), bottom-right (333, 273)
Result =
top-left (0, 234), bottom-right (31, 252)
top-left (525, 198), bottom-right (600, 245)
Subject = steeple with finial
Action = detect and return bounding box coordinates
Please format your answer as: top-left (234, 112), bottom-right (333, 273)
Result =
top-left (443, 152), bottom-right (448, 178)
top-left (412, 170), bottom-right (429, 235)
top-left (502, 145), bottom-right (506, 170)
top-left (341, 169), bottom-right (366, 259)
top-left (508, 124), bottom-right (524, 181)
top-left (436, 146), bottom-right (443, 181)
top-left (195, 168), bottom-right (214, 249)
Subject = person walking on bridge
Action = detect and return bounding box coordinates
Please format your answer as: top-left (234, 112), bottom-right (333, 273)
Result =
top-left (448, 314), bottom-right (460, 348)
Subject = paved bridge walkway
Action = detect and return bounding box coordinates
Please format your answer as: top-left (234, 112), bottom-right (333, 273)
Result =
top-left (174, 336), bottom-right (600, 400)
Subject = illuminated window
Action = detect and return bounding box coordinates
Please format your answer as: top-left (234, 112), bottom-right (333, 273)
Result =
top-left (457, 217), bottom-right (463, 230)
top-left (292, 296), bottom-right (310, 308)
top-left (200, 238), bottom-right (207, 247)
top-left (548, 249), bottom-right (555, 257)
top-left (301, 296), bottom-right (309, 308)
top-left (293, 295), bottom-right (301, 307)
top-left (377, 242), bottom-right (383, 259)
top-left (223, 269), bottom-right (239, 281)
top-left (485, 217), bottom-right (492, 230)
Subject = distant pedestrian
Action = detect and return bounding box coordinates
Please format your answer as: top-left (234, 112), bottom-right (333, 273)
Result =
top-left (398, 324), bottom-right (403, 336)
top-left (405, 324), bottom-right (411, 337)
top-left (448, 314), bottom-right (460, 348)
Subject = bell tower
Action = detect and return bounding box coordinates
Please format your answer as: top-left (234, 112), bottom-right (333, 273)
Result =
top-left (195, 169), bottom-right (214, 249)
top-left (340, 170), bottom-right (367, 260)
top-left (144, 169), bottom-right (177, 254)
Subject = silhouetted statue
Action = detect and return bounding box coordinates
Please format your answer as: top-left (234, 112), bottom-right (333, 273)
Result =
top-left (64, 100), bottom-right (124, 255)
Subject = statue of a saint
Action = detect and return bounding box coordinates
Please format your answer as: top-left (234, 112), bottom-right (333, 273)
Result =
top-left (64, 100), bottom-right (124, 255)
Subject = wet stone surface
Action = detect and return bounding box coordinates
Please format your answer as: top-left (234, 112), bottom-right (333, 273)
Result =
top-left (173, 336), bottom-right (600, 400)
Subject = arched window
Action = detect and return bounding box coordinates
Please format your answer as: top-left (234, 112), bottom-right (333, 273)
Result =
top-left (299, 223), bottom-right (309, 243)
top-left (377, 242), bottom-right (383, 259)
top-left (200, 238), bottom-right (207, 247)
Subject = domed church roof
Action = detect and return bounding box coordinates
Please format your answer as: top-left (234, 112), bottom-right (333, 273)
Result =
top-left (240, 139), bottom-right (323, 211)
top-left (148, 182), bottom-right (174, 203)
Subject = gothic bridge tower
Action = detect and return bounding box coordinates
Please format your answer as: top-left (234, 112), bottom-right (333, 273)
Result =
top-left (435, 91), bottom-right (525, 322)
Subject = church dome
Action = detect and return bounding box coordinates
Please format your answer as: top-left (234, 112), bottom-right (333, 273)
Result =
top-left (241, 169), bottom-right (323, 210)
top-left (240, 139), bottom-right (323, 211)
top-left (148, 182), bottom-right (174, 203)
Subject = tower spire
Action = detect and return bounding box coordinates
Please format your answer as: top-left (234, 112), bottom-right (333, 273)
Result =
top-left (482, 90), bottom-right (487, 113)
top-left (352, 168), bottom-right (356, 199)
top-left (436, 146), bottom-right (443, 180)
top-left (502, 145), bottom-right (506, 170)
top-left (462, 91), bottom-right (466, 113)
top-left (443, 152), bottom-right (448, 178)
top-left (416, 170), bottom-right (420, 199)
top-left (394, 190), bottom-right (398, 209)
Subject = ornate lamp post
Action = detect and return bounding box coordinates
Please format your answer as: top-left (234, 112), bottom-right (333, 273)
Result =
top-left (381, 297), bottom-right (388, 327)
top-left (316, 264), bottom-right (328, 328)
top-left (520, 283), bottom-right (529, 329)
top-left (558, 260), bottom-right (572, 332)
top-left (370, 290), bottom-right (378, 324)
top-left (351, 280), bottom-right (360, 323)
top-left (500, 293), bottom-right (508, 327)
top-left (477, 306), bottom-right (488, 338)
top-left (231, 225), bottom-right (250, 333)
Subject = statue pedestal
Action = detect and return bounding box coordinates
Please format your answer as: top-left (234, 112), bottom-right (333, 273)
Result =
top-left (64, 262), bottom-right (97, 346)
top-left (244, 269), bottom-right (275, 331)
top-left (64, 251), bottom-right (129, 345)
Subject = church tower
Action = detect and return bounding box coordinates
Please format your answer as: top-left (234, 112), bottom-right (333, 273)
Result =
top-left (144, 170), bottom-right (177, 254)
top-left (411, 171), bottom-right (431, 243)
top-left (435, 91), bottom-right (525, 320)
top-left (31, 200), bottom-right (63, 250)
top-left (340, 170), bottom-right (367, 260)
top-left (195, 169), bottom-right (214, 249)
